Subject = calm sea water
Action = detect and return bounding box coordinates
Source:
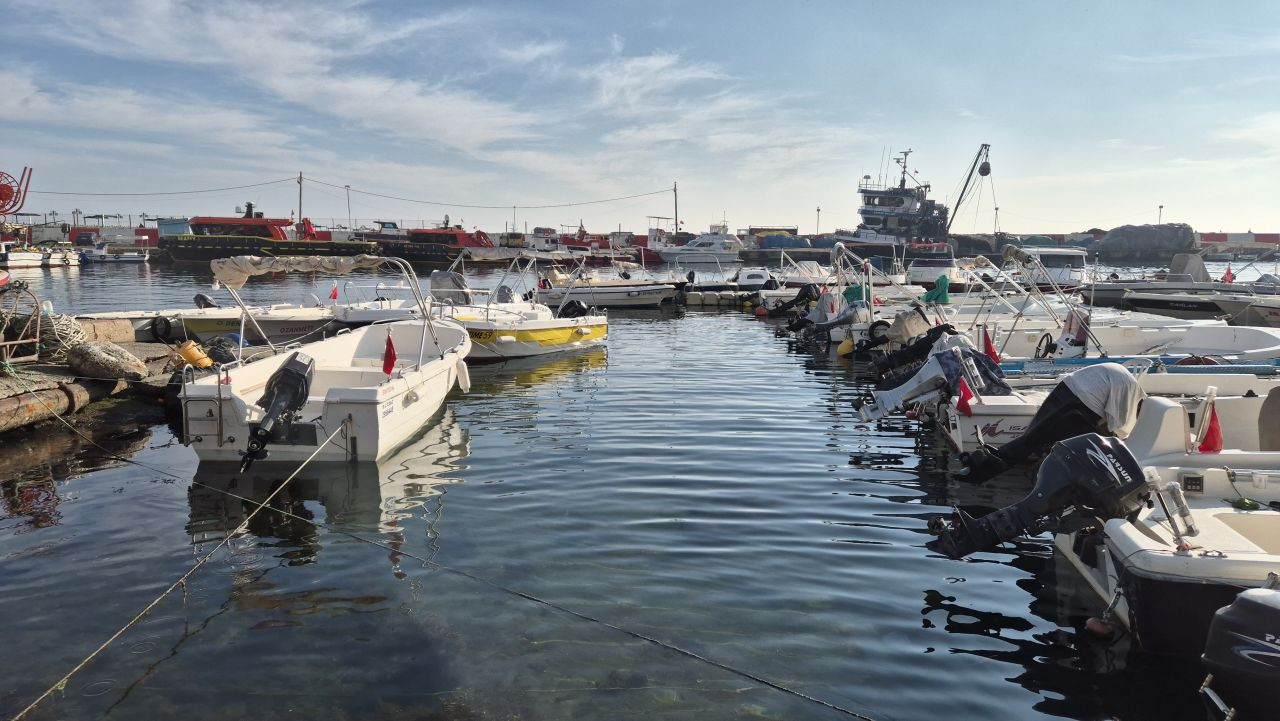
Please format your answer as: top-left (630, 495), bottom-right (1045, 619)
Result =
top-left (0, 263), bottom-right (1216, 720)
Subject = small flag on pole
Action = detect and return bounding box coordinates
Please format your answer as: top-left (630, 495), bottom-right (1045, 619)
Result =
top-left (1198, 406), bottom-right (1223, 453)
top-left (956, 378), bottom-right (975, 417)
top-left (982, 328), bottom-right (1001, 364)
top-left (1223, 264), bottom-right (1234, 284)
top-left (382, 331), bottom-right (397, 375)
top-left (329, 282), bottom-right (339, 300)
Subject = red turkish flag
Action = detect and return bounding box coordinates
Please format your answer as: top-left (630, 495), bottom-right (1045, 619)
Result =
top-left (329, 283), bottom-right (339, 300)
top-left (983, 328), bottom-right (1001, 364)
top-left (1198, 406), bottom-right (1222, 453)
top-left (382, 332), bottom-right (397, 375)
top-left (956, 378), bottom-right (975, 417)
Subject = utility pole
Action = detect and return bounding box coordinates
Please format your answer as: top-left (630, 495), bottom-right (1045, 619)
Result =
top-left (297, 171), bottom-right (303, 223)
top-left (1158, 204), bottom-right (1164, 224)
top-left (816, 206), bottom-right (821, 235)
top-left (673, 181), bottom-right (679, 235)
top-left (345, 184), bottom-right (352, 229)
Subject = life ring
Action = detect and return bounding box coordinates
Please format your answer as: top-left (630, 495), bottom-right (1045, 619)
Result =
top-left (867, 319), bottom-right (891, 340)
top-left (150, 315), bottom-right (173, 341)
top-left (1034, 332), bottom-right (1056, 359)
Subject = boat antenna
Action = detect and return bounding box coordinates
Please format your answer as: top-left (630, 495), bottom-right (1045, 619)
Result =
top-left (946, 143), bottom-right (991, 234)
top-left (896, 149), bottom-right (912, 189)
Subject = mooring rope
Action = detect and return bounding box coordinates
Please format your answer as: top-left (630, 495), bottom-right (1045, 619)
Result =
top-left (7, 420), bottom-right (348, 721)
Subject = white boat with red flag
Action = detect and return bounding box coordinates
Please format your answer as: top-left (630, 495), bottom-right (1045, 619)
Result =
top-left (178, 255), bottom-right (471, 467)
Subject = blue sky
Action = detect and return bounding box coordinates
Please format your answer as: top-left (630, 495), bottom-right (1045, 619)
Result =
top-left (3, 0), bottom-right (1278, 234)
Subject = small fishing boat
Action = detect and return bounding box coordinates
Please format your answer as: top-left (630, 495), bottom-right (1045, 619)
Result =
top-left (37, 242), bottom-right (82, 267)
top-left (0, 241), bottom-right (44, 269)
top-left (179, 255), bottom-right (471, 467)
top-left (0, 269), bottom-right (8, 290)
top-left (78, 299), bottom-right (346, 345)
top-left (1017, 246), bottom-right (1088, 290)
top-left (904, 243), bottom-right (969, 291)
top-left (424, 259), bottom-right (607, 362)
top-left (79, 240), bottom-right (149, 264)
top-left (534, 264), bottom-right (675, 308)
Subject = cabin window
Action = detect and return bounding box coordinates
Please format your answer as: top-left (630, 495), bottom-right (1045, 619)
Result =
top-left (1039, 254), bottom-right (1084, 268)
top-left (863, 217), bottom-right (884, 227)
top-left (864, 195), bottom-right (905, 208)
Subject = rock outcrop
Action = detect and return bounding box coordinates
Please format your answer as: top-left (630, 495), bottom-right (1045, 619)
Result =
top-left (1091, 223), bottom-right (1196, 263)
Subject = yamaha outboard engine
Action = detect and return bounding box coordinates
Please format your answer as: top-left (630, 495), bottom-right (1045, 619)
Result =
top-left (557, 300), bottom-right (590, 319)
top-left (193, 293), bottom-right (220, 309)
top-left (928, 434), bottom-right (1148, 559)
top-left (241, 352), bottom-right (315, 472)
top-left (1200, 581), bottom-right (1280, 720)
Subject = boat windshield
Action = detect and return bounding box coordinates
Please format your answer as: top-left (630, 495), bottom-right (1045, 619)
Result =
top-left (1037, 254), bottom-right (1085, 268)
top-left (910, 258), bottom-right (955, 267)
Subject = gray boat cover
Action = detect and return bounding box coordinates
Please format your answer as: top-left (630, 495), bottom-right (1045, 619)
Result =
top-left (211, 254), bottom-right (384, 289)
top-left (1169, 253), bottom-right (1210, 283)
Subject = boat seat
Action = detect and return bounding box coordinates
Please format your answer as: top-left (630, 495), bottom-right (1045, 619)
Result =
top-left (1125, 396), bottom-right (1189, 461)
top-left (1260, 387), bottom-right (1280, 451)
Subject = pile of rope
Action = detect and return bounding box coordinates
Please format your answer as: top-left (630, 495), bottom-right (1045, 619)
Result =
top-left (36, 313), bottom-right (87, 363)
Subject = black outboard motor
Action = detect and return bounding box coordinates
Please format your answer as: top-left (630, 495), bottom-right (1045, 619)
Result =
top-left (955, 380), bottom-right (1110, 484)
top-left (242, 352), bottom-right (315, 472)
top-left (193, 293), bottom-right (220, 309)
top-left (1200, 584), bottom-right (1280, 720)
top-left (557, 300), bottom-right (590, 319)
top-left (872, 324), bottom-right (957, 378)
top-left (928, 434), bottom-right (1148, 559)
top-left (768, 283), bottom-right (820, 318)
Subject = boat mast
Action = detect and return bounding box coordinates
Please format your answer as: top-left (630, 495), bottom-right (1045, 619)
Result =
top-left (673, 181), bottom-right (679, 235)
top-left (946, 144), bottom-right (990, 234)
top-left (297, 171), bottom-right (304, 224)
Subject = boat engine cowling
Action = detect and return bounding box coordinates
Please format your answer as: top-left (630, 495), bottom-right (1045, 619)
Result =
top-left (1200, 584), bottom-right (1280, 720)
top-left (193, 293), bottom-right (220, 309)
top-left (557, 300), bottom-right (590, 318)
top-left (928, 434), bottom-right (1148, 559)
top-left (242, 351), bottom-right (314, 471)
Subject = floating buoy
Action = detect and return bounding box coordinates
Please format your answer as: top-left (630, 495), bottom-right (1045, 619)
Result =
top-left (754, 305), bottom-right (767, 317)
top-left (836, 338), bottom-right (854, 356)
top-left (979, 160), bottom-right (991, 176)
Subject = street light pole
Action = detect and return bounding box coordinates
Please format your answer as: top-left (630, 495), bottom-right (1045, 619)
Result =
top-left (1158, 204), bottom-right (1164, 224)
top-left (344, 185), bottom-right (352, 229)
top-left (816, 206), bottom-right (821, 235)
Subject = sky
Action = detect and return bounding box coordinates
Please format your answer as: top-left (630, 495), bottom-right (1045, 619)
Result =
top-left (2, 0), bottom-right (1279, 235)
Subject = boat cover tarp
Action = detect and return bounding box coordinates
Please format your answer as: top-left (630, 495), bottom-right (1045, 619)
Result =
top-left (759, 235), bottom-right (811, 249)
top-left (1060, 362), bottom-right (1146, 438)
top-left (211, 254), bottom-right (384, 289)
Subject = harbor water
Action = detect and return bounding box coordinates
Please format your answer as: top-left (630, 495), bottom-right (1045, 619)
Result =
top-left (0, 264), bottom-right (1215, 720)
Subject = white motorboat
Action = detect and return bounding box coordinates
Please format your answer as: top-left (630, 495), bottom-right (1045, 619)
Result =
top-left (926, 420), bottom-right (1280, 660)
top-left (0, 241), bottom-right (44, 269)
top-left (1018, 246), bottom-right (1088, 290)
top-left (78, 300), bottom-right (346, 345)
top-left (656, 224), bottom-right (745, 264)
top-left (79, 239), bottom-right (149, 264)
top-left (426, 262), bottom-right (607, 362)
top-left (39, 242), bottom-right (80, 267)
top-left (534, 265), bottom-right (675, 308)
top-left (179, 255), bottom-right (471, 467)
top-left (1058, 397), bottom-right (1280, 655)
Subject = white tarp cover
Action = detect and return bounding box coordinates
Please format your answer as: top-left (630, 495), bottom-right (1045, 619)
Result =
top-left (1062, 362), bottom-right (1147, 438)
top-left (211, 255), bottom-right (385, 289)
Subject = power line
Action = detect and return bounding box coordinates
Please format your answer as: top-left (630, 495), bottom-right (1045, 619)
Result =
top-left (305, 176), bottom-right (671, 210)
top-left (26, 177), bottom-right (298, 197)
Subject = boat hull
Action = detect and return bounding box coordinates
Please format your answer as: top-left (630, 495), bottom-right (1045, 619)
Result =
top-left (464, 320), bottom-right (607, 361)
top-left (536, 284), bottom-right (675, 308)
top-left (158, 235), bottom-right (378, 263)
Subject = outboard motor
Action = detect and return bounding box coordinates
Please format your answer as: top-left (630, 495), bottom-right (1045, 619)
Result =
top-left (872, 324), bottom-right (958, 378)
top-left (193, 293), bottom-right (220, 309)
top-left (928, 434), bottom-right (1148, 559)
top-left (493, 285), bottom-right (515, 303)
top-left (1200, 581), bottom-right (1280, 720)
top-left (241, 352), bottom-right (315, 472)
top-left (767, 284), bottom-right (820, 318)
top-left (556, 300), bottom-right (590, 319)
